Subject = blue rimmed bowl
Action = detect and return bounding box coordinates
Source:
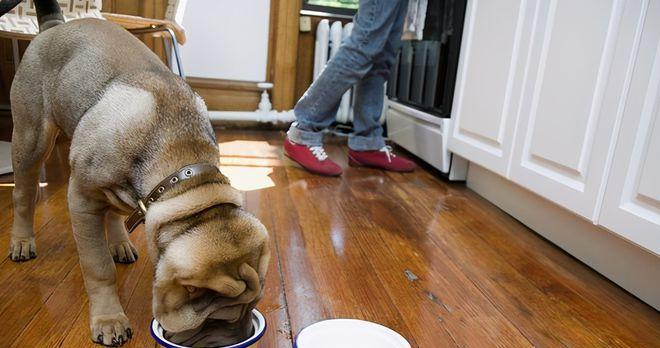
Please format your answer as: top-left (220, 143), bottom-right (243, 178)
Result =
top-left (150, 309), bottom-right (267, 348)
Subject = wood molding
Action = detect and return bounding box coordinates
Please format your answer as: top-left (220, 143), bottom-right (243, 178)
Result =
top-left (187, 77), bottom-right (261, 112)
top-left (268, 0), bottom-right (301, 111)
top-left (187, 77), bottom-right (261, 91)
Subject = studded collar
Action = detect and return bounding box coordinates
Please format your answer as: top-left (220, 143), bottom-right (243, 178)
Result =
top-left (124, 163), bottom-right (221, 233)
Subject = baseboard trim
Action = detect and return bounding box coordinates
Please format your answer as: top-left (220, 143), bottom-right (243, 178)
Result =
top-left (467, 163), bottom-right (660, 310)
top-left (186, 77), bottom-right (262, 111)
top-left (186, 77), bottom-right (262, 91)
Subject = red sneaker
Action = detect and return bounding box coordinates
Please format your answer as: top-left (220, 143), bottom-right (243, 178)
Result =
top-left (284, 138), bottom-right (343, 176)
top-left (348, 146), bottom-right (416, 172)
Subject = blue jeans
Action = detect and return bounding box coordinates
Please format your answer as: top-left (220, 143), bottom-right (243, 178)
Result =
top-left (288, 0), bottom-right (409, 151)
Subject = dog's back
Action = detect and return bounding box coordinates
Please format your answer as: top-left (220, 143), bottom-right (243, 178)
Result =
top-left (12, 17), bottom-right (172, 138)
top-left (9, 0), bottom-right (216, 198)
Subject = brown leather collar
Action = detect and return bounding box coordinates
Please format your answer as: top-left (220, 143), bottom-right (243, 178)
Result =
top-left (124, 163), bottom-right (221, 233)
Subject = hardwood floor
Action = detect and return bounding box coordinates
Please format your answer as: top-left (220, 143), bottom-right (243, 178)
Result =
top-left (0, 129), bottom-right (658, 347)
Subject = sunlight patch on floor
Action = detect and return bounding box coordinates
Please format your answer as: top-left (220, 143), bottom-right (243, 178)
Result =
top-left (0, 182), bottom-right (48, 188)
top-left (217, 140), bottom-right (280, 191)
top-left (218, 140), bottom-right (280, 159)
top-left (220, 166), bottom-right (275, 191)
top-left (220, 156), bottom-right (283, 167)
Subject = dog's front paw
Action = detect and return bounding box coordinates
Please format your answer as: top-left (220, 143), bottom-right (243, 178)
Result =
top-left (91, 312), bottom-right (132, 346)
top-left (8, 237), bottom-right (36, 262)
top-left (109, 241), bottom-right (138, 264)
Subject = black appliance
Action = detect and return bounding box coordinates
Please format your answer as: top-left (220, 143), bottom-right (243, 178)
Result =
top-left (387, 0), bottom-right (467, 118)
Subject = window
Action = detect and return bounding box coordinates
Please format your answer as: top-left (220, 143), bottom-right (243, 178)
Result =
top-left (302, 0), bottom-right (359, 16)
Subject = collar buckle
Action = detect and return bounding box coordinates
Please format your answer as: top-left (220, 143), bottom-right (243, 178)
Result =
top-left (137, 199), bottom-right (148, 215)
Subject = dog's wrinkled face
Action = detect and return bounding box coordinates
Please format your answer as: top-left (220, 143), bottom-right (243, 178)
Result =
top-left (152, 205), bottom-right (269, 343)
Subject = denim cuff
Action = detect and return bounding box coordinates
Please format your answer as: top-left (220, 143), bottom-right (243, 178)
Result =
top-left (287, 122), bottom-right (324, 147)
top-left (348, 134), bottom-right (386, 151)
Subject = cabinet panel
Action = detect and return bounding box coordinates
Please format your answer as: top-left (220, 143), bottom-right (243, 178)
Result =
top-left (637, 118), bottom-right (660, 201)
top-left (448, 0), bottom-right (532, 176)
top-left (456, 0), bottom-right (521, 142)
top-left (528, 0), bottom-right (615, 171)
top-left (509, 0), bottom-right (644, 219)
top-left (601, 4), bottom-right (660, 254)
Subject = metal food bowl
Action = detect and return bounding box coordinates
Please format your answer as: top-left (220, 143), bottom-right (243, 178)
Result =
top-left (150, 309), bottom-right (266, 348)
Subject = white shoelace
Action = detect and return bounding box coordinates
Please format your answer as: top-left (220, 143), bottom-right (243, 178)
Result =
top-left (379, 145), bottom-right (396, 163)
top-left (309, 146), bottom-right (329, 161)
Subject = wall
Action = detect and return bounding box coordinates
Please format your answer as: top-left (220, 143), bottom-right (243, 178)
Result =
top-left (180, 0), bottom-right (271, 82)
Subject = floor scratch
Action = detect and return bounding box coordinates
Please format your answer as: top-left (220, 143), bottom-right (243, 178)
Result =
top-left (426, 290), bottom-right (452, 312)
top-left (404, 269), bottom-right (419, 282)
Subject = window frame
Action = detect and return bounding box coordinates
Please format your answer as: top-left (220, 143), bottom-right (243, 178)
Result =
top-left (301, 1), bottom-right (358, 17)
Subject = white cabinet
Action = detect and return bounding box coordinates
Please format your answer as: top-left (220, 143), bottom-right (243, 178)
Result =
top-left (449, 0), bottom-right (660, 252)
top-left (448, 0), bottom-right (532, 176)
top-left (509, 0), bottom-right (646, 220)
top-left (600, 1), bottom-right (660, 255)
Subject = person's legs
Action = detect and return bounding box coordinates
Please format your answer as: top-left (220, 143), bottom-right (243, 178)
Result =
top-left (347, 0), bottom-right (416, 172)
top-left (287, 0), bottom-right (406, 148)
top-left (348, 0), bottom-right (408, 151)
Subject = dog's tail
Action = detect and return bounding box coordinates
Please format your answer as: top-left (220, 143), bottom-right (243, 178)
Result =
top-left (0, 0), bottom-right (22, 17)
top-left (0, 0), bottom-right (64, 31)
top-left (33, 0), bottom-right (65, 31)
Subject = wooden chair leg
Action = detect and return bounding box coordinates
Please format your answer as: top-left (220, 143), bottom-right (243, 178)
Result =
top-left (11, 38), bottom-right (19, 72)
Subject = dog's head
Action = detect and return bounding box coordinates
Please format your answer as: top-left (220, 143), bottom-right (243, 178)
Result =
top-left (144, 182), bottom-right (269, 345)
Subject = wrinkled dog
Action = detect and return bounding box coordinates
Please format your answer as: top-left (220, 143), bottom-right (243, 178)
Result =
top-left (6, 0), bottom-right (269, 346)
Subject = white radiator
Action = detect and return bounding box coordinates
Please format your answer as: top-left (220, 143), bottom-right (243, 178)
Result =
top-left (313, 19), bottom-right (354, 124)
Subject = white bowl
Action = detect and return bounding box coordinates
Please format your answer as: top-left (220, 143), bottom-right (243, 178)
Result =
top-left (150, 309), bottom-right (267, 348)
top-left (295, 319), bottom-right (410, 348)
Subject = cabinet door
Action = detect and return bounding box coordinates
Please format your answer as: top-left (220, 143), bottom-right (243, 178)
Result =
top-left (600, 1), bottom-right (660, 255)
top-left (508, 0), bottom-right (646, 220)
top-left (448, 0), bottom-right (534, 176)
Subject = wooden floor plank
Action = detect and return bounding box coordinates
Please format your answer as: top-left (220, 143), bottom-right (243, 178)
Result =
top-left (385, 170), bottom-right (660, 347)
top-left (0, 130), bottom-right (658, 348)
top-left (58, 227), bottom-right (151, 348)
top-left (0, 207), bottom-right (80, 345)
top-left (0, 188), bottom-right (70, 301)
top-left (456, 190), bottom-right (660, 347)
top-left (340, 168), bottom-right (533, 347)
top-left (10, 263), bottom-right (87, 348)
top-left (222, 131), bottom-right (293, 348)
top-left (464, 189), bottom-right (660, 331)
top-left (280, 166), bottom-right (423, 346)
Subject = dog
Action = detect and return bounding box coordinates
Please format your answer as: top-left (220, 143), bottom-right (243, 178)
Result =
top-left (5, 0), bottom-right (270, 346)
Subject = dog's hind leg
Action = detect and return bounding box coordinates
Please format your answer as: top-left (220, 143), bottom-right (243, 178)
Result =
top-left (9, 109), bottom-right (58, 262)
top-left (106, 211), bottom-right (138, 264)
top-left (68, 178), bottom-right (131, 346)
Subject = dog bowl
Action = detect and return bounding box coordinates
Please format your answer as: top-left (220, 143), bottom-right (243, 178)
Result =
top-left (294, 319), bottom-right (410, 348)
top-left (150, 309), bottom-right (267, 348)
